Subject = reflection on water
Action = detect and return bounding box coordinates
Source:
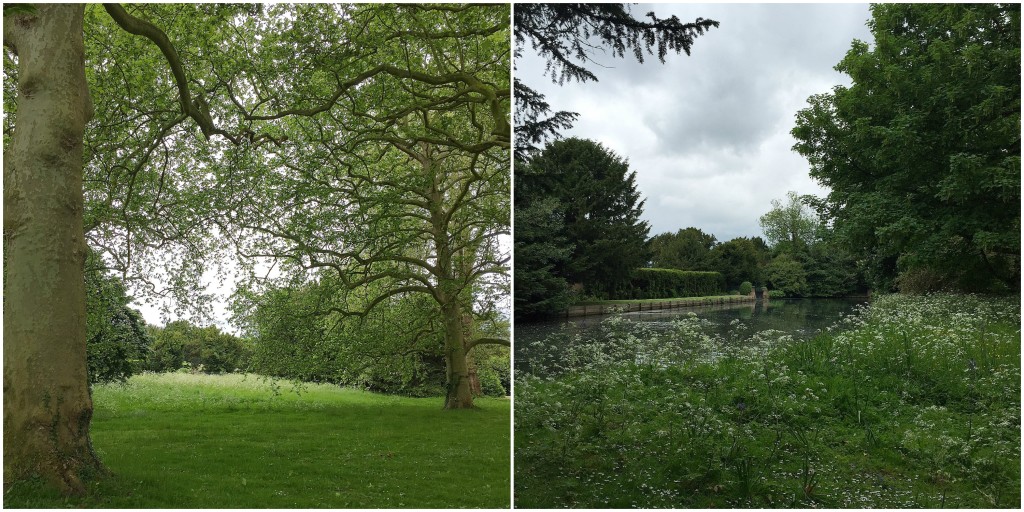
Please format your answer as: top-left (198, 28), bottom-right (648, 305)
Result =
top-left (514, 298), bottom-right (867, 373)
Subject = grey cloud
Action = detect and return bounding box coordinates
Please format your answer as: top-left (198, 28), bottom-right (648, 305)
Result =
top-left (516, 3), bottom-right (873, 242)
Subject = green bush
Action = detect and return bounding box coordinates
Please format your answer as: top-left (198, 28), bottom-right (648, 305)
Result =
top-left (895, 266), bottom-right (948, 294)
top-left (243, 281), bottom-right (452, 397)
top-left (147, 321), bottom-right (251, 374)
top-left (85, 251), bottom-right (152, 384)
top-left (478, 365), bottom-right (507, 396)
top-left (474, 344), bottom-right (511, 397)
top-left (738, 281), bottom-right (753, 295)
top-left (617, 268), bottom-right (725, 299)
top-left (146, 330), bottom-right (185, 373)
top-left (765, 253), bottom-right (810, 296)
top-left (88, 308), bottom-right (152, 384)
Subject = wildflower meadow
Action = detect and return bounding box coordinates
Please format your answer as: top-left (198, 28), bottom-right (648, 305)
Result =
top-left (514, 294), bottom-right (1020, 508)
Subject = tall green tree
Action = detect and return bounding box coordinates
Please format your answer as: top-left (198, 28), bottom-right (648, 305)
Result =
top-left (214, 4), bottom-right (511, 409)
top-left (4, 4), bottom-right (105, 492)
top-left (758, 191), bottom-right (824, 252)
top-left (757, 192), bottom-right (863, 297)
top-left (518, 138), bottom-right (650, 299)
top-left (792, 3), bottom-right (1020, 292)
top-left (3, 3), bottom-right (510, 492)
top-left (648, 227), bottom-right (718, 270)
top-left (3, 4), bottom-right (280, 490)
top-left (514, 4), bottom-right (718, 159)
top-left (710, 237), bottom-right (770, 290)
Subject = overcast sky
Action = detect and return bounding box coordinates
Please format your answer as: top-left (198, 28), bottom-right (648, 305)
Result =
top-left (516, 2), bottom-right (874, 242)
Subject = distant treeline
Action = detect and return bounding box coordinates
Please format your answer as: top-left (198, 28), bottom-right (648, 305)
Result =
top-left (86, 256), bottom-right (509, 397)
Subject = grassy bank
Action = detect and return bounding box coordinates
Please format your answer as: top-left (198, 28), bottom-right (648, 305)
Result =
top-left (515, 294), bottom-right (1020, 508)
top-left (6, 373), bottom-right (510, 508)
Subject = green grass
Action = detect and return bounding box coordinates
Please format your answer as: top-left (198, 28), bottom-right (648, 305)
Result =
top-left (516, 294), bottom-right (1020, 508)
top-left (5, 373), bottom-right (510, 508)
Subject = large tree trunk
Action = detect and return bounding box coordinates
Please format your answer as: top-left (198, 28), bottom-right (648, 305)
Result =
top-left (442, 301), bottom-right (475, 409)
top-left (3, 4), bottom-right (103, 495)
top-left (421, 145), bottom-right (476, 410)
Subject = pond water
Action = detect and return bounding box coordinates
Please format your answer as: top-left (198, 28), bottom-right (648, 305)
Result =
top-left (514, 298), bottom-right (867, 373)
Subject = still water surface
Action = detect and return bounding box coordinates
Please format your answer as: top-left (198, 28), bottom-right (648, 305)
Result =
top-left (515, 298), bottom-right (866, 372)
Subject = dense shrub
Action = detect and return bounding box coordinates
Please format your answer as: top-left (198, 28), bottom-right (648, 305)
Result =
top-left (617, 268), bottom-right (725, 299)
top-left (765, 253), bottom-right (810, 296)
top-left (478, 366), bottom-right (506, 396)
top-left (801, 244), bottom-right (865, 297)
top-left (88, 307), bottom-right (152, 384)
top-left (85, 252), bottom-right (152, 384)
top-left (895, 266), bottom-right (949, 294)
top-left (351, 351), bottom-right (446, 397)
top-left (147, 321), bottom-right (251, 373)
top-left (738, 281), bottom-right (753, 295)
top-left (474, 343), bottom-right (511, 397)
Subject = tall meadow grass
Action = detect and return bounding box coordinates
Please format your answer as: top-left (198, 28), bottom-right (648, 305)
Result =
top-left (515, 294), bottom-right (1020, 508)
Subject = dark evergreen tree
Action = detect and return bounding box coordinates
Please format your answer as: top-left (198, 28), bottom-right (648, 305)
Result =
top-left (519, 138), bottom-right (650, 299)
top-left (514, 196), bottom-right (573, 318)
top-left (793, 3), bottom-right (1020, 292)
top-left (514, 3), bottom-right (719, 160)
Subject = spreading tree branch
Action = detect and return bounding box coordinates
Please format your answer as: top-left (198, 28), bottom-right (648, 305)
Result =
top-left (465, 337), bottom-right (510, 352)
top-left (103, 4), bottom-right (225, 141)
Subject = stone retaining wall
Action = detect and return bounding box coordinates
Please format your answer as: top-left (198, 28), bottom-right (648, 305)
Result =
top-left (565, 294), bottom-right (759, 318)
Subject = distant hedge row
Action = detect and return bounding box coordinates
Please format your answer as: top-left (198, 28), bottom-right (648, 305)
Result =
top-left (617, 268), bottom-right (726, 300)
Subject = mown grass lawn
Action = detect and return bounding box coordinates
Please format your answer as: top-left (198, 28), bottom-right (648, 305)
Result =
top-left (6, 373), bottom-right (510, 508)
top-left (516, 294), bottom-right (1020, 508)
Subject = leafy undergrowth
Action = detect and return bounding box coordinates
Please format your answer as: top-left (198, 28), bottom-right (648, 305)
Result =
top-left (515, 294), bottom-right (1020, 508)
top-left (5, 373), bottom-right (510, 508)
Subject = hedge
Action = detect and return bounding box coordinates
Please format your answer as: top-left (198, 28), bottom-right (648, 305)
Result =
top-left (616, 268), bottom-right (726, 300)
